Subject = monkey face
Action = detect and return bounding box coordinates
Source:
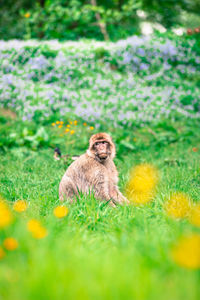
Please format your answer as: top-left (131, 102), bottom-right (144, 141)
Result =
top-left (87, 133), bottom-right (116, 161)
top-left (93, 140), bottom-right (110, 162)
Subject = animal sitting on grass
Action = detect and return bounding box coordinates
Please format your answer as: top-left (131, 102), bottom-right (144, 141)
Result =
top-left (59, 133), bottom-right (129, 207)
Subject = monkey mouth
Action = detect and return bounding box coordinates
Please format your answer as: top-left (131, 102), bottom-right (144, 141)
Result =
top-left (99, 156), bottom-right (107, 161)
top-left (96, 153), bottom-right (108, 162)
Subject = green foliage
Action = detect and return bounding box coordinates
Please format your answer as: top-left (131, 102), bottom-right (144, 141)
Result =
top-left (0, 0), bottom-right (200, 40)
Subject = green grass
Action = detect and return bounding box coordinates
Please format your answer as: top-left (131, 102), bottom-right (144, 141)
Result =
top-left (0, 127), bottom-right (200, 300)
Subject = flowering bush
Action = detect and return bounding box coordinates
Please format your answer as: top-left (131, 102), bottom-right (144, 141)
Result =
top-left (0, 33), bottom-right (200, 128)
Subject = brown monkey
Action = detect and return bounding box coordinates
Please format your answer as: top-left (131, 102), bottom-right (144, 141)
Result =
top-left (59, 133), bottom-right (129, 206)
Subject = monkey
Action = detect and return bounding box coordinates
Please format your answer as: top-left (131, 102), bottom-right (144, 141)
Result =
top-left (59, 133), bottom-right (129, 207)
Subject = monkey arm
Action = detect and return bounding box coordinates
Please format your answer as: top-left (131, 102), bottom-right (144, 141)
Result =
top-left (115, 187), bottom-right (130, 204)
top-left (91, 173), bottom-right (116, 207)
top-left (109, 184), bottom-right (129, 205)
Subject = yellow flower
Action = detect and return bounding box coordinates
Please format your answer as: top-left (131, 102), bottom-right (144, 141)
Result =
top-left (0, 200), bottom-right (13, 229)
top-left (65, 128), bottom-right (70, 133)
top-left (189, 204), bottom-right (200, 227)
top-left (51, 123), bottom-right (56, 126)
top-left (165, 192), bottom-right (191, 219)
top-left (60, 121), bottom-right (64, 125)
top-left (74, 120), bottom-right (78, 125)
top-left (24, 12), bottom-right (30, 18)
top-left (56, 121), bottom-right (60, 124)
top-left (58, 125), bottom-right (63, 129)
top-left (69, 121), bottom-right (73, 125)
top-left (90, 126), bottom-right (94, 130)
top-left (83, 122), bottom-right (87, 126)
top-left (27, 219), bottom-right (48, 239)
top-left (53, 206), bottom-right (69, 218)
top-left (70, 130), bottom-right (75, 135)
top-left (171, 234), bottom-right (200, 269)
top-left (125, 164), bottom-right (158, 204)
top-left (3, 237), bottom-right (18, 251)
top-left (13, 200), bottom-right (28, 212)
top-left (0, 247), bottom-right (5, 259)
top-left (67, 124), bottom-right (70, 128)
top-left (32, 227), bottom-right (47, 239)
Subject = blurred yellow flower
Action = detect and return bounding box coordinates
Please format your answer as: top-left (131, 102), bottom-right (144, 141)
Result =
top-left (13, 200), bottom-right (28, 212)
top-left (69, 121), bottom-right (73, 125)
top-left (90, 126), bottom-right (94, 130)
top-left (165, 192), bottom-right (191, 219)
top-left (53, 206), bottom-right (69, 218)
top-left (3, 237), bottom-right (18, 251)
top-left (27, 219), bottom-right (40, 231)
top-left (125, 164), bottom-right (158, 204)
top-left (189, 204), bottom-right (200, 227)
top-left (58, 125), bottom-right (63, 129)
top-left (74, 120), bottom-right (77, 125)
top-left (171, 234), bottom-right (200, 269)
top-left (0, 200), bottom-right (13, 229)
top-left (83, 122), bottom-right (87, 126)
top-left (67, 124), bottom-right (70, 128)
top-left (70, 130), bottom-right (75, 135)
top-left (0, 247), bottom-right (5, 259)
top-left (60, 121), bottom-right (64, 125)
top-left (27, 219), bottom-right (48, 239)
top-left (65, 128), bottom-right (70, 133)
top-left (56, 121), bottom-right (60, 124)
top-left (24, 12), bottom-right (30, 18)
top-left (51, 123), bottom-right (56, 126)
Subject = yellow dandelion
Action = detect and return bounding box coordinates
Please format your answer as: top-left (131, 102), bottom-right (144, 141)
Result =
top-left (32, 227), bottom-right (48, 239)
top-left (83, 122), bottom-right (87, 126)
top-left (27, 219), bottom-right (48, 239)
top-left (56, 121), bottom-right (60, 124)
top-left (27, 219), bottom-right (41, 231)
top-left (189, 204), bottom-right (200, 227)
top-left (74, 120), bottom-right (78, 125)
top-left (165, 192), bottom-right (191, 219)
top-left (66, 124), bottom-right (70, 128)
top-left (3, 237), bottom-right (18, 251)
top-left (60, 121), bottom-right (64, 125)
top-left (13, 200), bottom-right (28, 212)
top-left (125, 164), bottom-right (158, 204)
top-left (65, 128), bottom-right (70, 133)
top-left (24, 12), bottom-right (30, 18)
top-left (51, 123), bottom-right (56, 126)
top-left (58, 125), bottom-right (63, 129)
top-left (70, 130), bottom-right (75, 135)
top-left (90, 126), bottom-right (94, 130)
top-left (0, 247), bottom-right (5, 259)
top-left (0, 200), bottom-right (13, 229)
top-left (171, 234), bottom-right (200, 269)
top-left (53, 206), bottom-right (69, 218)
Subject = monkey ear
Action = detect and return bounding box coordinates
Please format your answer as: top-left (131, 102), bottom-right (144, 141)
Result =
top-left (87, 148), bottom-right (95, 158)
top-left (109, 141), bottom-right (116, 159)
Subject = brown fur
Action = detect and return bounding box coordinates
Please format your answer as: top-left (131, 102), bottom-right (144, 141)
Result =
top-left (59, 133), bottom-right (129, 206)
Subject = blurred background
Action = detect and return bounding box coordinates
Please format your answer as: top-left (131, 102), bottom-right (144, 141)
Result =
top-left (0, 2), bottom-right (200, 300)
top-left (1, 0), bottom-right (200, 40)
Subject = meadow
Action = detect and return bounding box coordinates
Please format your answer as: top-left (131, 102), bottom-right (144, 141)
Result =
top-left (0, 33), bottom-right (200, 300)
